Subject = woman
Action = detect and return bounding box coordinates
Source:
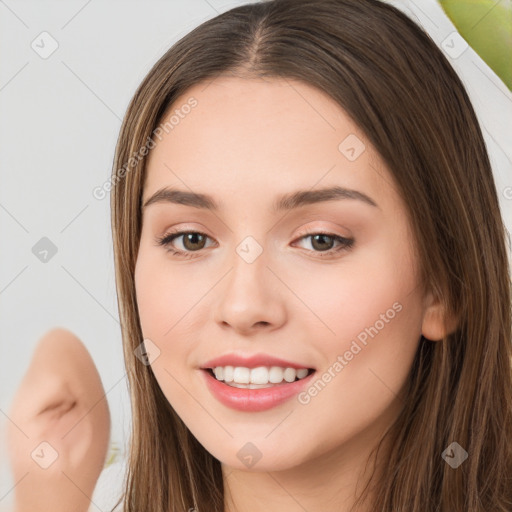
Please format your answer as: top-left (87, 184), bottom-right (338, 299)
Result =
top-left (8, 0), bottom-right (512, 510)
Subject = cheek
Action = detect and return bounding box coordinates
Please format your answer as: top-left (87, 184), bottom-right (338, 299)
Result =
top-left (134, 251), bottom-right (209, 389)
top-left (292, 229), bottom-right (420, 347)
top-left (135, 255), bottom-right (201, 412)
top-left (316, 241), bottom-right (422, 402)
top-left (297, 230), bottom-right (424, 408)
top-left (135, 249), bottom-right (201, 341)
top-left (135, 255), bottom-right (168, 338)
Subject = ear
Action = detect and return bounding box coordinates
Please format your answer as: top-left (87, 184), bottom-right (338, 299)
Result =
top-left (421, 290), bottom-right (459, 341)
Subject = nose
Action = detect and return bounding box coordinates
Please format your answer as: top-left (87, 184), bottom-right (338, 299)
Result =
top-left (213, 248), bottom-right (287, 336)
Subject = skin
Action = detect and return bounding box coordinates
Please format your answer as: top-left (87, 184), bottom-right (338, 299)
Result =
top-left (6, 328), bottom-right (110, 512)
top-left (135, 76), bottom-right (453, 511)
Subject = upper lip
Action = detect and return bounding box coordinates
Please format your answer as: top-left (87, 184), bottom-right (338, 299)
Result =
top-left (200, 353), bottom-right (314, 370)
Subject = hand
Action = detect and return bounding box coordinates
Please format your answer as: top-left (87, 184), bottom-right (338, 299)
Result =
top-left (6, 328), bottom-right (111, 512)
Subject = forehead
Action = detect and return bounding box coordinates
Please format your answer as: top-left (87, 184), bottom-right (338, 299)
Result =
top-left (143, 76), bottom-right (393, 212)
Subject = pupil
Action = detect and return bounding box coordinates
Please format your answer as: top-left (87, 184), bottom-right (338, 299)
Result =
top-left (312, 234), bottom-right (333, 251)
top-left (184, 233), bottom-right (205, 251)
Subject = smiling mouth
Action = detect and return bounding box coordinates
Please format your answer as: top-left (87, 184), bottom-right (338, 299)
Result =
top-left (204, 366), bottom-right (316, 389)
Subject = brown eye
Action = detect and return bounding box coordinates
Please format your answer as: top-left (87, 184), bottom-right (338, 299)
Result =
top-left (294, 231), bottom-right (355, 258)
top-left (155, 230), bottom-right (214, 258)
top-left (310, 234), bottom-right (335, 251)
top-left (180, 232), bottom-right (207, 251)
top-left (156, 230), bottom-right (354, 260)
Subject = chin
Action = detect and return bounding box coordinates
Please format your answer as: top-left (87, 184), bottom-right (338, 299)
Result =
top-left (203, 439), bottom-right (308, 473)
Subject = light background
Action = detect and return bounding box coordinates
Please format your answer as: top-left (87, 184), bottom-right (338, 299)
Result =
top-left (0, 0), bottom-right (511, 509)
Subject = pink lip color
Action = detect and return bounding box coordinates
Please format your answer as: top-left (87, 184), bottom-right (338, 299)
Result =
top-left (201, 353), bottom-right (312, 370)
top-left (201, 369), bottom-right (316, 412)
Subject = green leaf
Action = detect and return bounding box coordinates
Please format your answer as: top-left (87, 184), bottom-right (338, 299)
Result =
top-left (439, 0), bottom-right (512, 90)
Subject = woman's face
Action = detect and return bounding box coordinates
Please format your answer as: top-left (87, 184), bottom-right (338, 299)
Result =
top-left (135, 75), bottom-right (433, 473)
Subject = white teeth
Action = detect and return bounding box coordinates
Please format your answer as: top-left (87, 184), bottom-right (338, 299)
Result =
top-left (223, 365), bottom-right (234, 382)
top-left (296, 368), bottom-right (308, 379)
top-left (250, 366), bottom-right (269, 384)
top-left (210, 365), bottom-right (311, 385)
top-left (229, 382), bottom-right (276, 389)
top-left (233, 367), bottom-right (250, 384)
top-left (283, 367), bottom-right (296, 383)
top-left (269, 366), bottom-right (284, 383)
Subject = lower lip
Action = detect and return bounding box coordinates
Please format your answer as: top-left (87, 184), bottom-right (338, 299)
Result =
top-left (201, 369), bottom-right (316, 412)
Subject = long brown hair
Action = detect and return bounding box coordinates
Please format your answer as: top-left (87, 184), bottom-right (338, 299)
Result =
top-left (109, 0), bottom-right (512, 510)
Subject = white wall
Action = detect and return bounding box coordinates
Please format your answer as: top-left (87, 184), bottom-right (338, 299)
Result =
top-left (0, 0), bottom-right (510, 509)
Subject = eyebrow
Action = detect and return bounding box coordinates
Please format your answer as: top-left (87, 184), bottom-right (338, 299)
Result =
top-left (142, 185), bottom-right (379, 213)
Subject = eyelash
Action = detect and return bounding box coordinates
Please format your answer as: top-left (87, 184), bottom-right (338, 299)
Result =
top-left (155, 229), bottom-right (354, 259)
